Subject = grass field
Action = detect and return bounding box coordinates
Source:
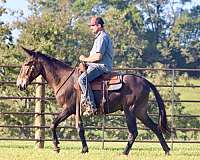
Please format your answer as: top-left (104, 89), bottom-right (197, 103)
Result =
top-left (175, 87), bottom-right (200, 114)
top-left (162, 78), bottom-right (200, 114)
top-left (0, 141), bottom-right (199, 160)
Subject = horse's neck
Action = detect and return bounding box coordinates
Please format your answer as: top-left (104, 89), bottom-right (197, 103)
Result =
top-left (41, 61), bottom-right (72, 92)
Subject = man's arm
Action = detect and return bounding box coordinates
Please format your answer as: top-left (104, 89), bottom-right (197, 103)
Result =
top-left (79, 52), bottom-right (102, 62)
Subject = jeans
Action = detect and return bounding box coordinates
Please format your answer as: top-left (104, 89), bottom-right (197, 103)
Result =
top-left (78, 64), bottom-right (109, 109)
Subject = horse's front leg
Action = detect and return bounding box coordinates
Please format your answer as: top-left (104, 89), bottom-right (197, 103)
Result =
top-left (50, 108), bottom-right (71, 153)
top-left (77, 118), bottom-right (88, 153)
top-left (50, 122), bottom-right (60, 153)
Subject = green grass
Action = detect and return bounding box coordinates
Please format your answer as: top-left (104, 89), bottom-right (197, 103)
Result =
top-left (0, 141), bottom-right (200, 160)
top-left (175, 88), bottom-right (200, 114)
top-left (175, 78), bottom-right (200, 114)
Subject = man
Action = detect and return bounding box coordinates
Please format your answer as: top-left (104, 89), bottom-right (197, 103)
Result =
top-left (78, 16), bottom-right (114, 116)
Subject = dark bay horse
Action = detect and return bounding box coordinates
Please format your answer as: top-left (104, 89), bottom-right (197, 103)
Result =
top-left (16, 47), bottom-right (170, 155)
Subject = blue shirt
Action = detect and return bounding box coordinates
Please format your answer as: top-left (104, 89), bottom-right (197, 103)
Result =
top-left (89, 31), bottom-right (113, 72)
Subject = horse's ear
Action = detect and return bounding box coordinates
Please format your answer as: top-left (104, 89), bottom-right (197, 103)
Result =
top-left (21, 46), bottom-right (36, 57)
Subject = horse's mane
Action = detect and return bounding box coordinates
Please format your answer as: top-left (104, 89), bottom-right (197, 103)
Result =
top-left (36, 51), bottom-right (72, 69)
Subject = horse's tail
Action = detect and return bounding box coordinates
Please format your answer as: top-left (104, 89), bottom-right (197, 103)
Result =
top-left (146, 80), bottom-right (171, 135)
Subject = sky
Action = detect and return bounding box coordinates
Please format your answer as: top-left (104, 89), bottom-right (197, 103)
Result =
top-left (0, 0), bottom-right (31, 40)
top-left (1, 0), bottom-right (199, 40)
top-left (1, 0), bottom-right (31, 23)
top-left (1, 0), bottom-right (199, 22)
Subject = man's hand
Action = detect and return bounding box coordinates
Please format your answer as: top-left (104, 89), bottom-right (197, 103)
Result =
top-left (79, 55), bottom-right (87, 62)
top-left (79, 53), bottom-right (102, 63)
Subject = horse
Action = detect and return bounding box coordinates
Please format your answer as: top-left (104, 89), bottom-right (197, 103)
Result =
top-left (16, 47), bottom-right (171, 155)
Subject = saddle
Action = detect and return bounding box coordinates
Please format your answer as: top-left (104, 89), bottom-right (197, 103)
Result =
top-left (91, 72), bottom-right (122, 91)
top-left (77, 62), bottom-right (122, 91)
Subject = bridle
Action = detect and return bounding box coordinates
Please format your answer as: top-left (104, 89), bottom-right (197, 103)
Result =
top-left (23, 58), bottom-right (39, 85)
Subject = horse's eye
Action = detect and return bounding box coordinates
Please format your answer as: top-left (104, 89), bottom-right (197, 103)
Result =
top-left (24, 61), bottom-right (32, 66)
top-left (31, 65), bottom-right (35, 70)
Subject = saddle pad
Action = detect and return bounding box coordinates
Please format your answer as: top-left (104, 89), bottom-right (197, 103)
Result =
top-left (107, 83), bottom-right (122, 91)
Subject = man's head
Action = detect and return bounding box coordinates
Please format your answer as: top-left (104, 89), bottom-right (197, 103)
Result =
top-left (88, 16), bottom-right (104, 34)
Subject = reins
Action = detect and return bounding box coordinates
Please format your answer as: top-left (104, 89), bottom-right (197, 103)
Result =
top-left (55, 63), bottom-right (78, 96)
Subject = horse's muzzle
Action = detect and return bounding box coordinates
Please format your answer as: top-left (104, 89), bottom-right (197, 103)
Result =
top-left (18, 85), bottom-right (26, 91)
top-left (16, 79), bottom-right (28, 90)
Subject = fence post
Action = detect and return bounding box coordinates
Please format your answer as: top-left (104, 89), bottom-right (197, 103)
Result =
top-left (35, 75), bottom-right (45, 148)
top-left (102, 115), bottom-right (105, 149)
top-left (170, 69), bottom-right (175, 150)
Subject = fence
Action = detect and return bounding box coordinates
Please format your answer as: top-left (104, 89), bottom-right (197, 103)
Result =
top-left (0, 65), bottom-right (200, 150)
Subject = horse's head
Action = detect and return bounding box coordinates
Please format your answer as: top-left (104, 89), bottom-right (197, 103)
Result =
top-left (17, 47), bottom-right (42, 90)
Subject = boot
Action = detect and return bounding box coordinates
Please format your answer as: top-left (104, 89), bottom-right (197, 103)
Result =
top-left (83, 103), bottom-right (97, 116)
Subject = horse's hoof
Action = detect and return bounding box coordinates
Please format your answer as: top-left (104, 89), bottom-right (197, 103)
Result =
top-left (165, 151), bottom-right (170, 156)
top-left (122, 151), bottom-right (129, 155)
top-left (53, 147), bottom-right (60, 153)
top-left (81, 146), bottom-right (89, 153)
top-left (165, 148), bottom-right (170, 156)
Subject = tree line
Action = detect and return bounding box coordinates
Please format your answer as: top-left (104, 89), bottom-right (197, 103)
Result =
top-left (1, 0), bottom-right (199, 69)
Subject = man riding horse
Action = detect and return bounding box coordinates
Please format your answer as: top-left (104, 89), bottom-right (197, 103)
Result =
top-left (78, 16), bottom-right (114, 116)
top-left (16, 17), bottom-right (171, 155)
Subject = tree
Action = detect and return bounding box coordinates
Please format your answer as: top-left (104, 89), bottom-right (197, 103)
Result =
top-left (167, 5), bottom-right (200, 69)
top-left (0, 1), bottom-right (15, 64)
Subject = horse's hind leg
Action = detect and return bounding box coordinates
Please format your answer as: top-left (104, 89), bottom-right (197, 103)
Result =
top-left (50, 108), bottom-right (71, 153)
top-left (77, 118), bottom-right (88, 153)
top-left (138, 113), bottom-right (170, 155)
top-left (123, 110), bottom-right (138, 155)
